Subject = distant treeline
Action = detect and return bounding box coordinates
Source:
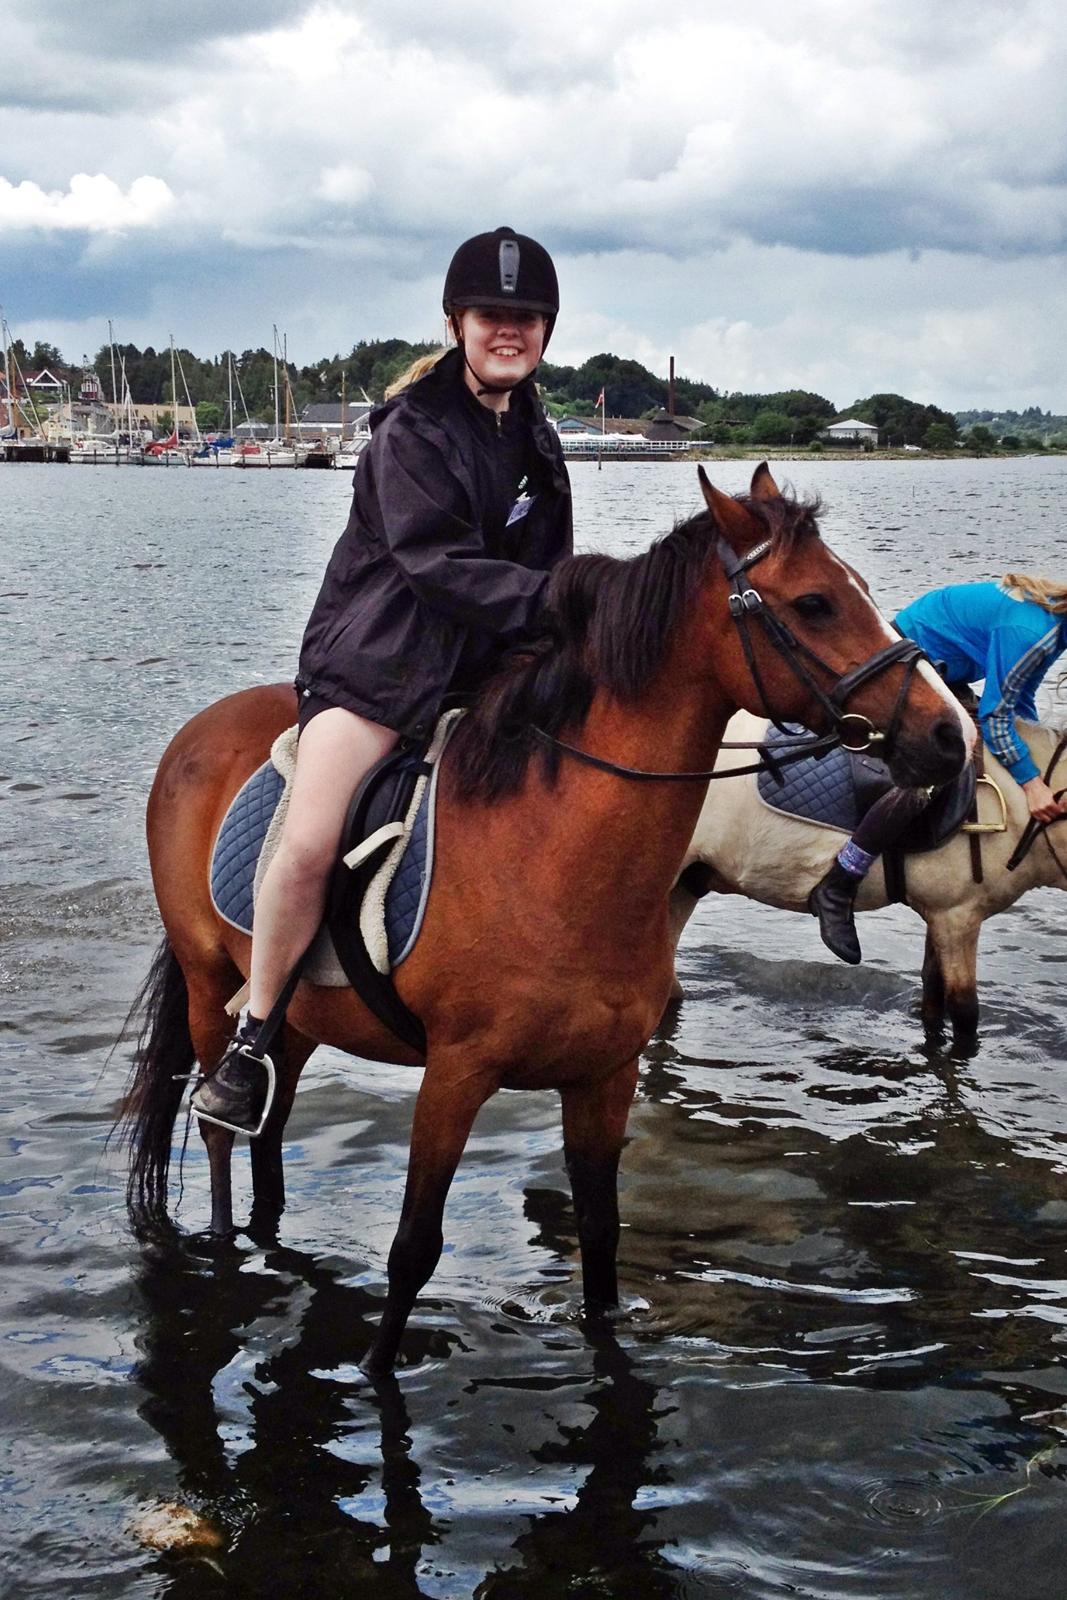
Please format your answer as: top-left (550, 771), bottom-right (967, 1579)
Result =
top-left (9, 334), bottom-right (1061, 449)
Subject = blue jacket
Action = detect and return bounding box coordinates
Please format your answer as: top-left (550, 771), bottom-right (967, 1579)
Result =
top-left (895, 583), bottom-right (1067, 783)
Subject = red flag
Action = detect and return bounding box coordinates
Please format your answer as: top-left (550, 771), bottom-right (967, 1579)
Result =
top-left (594, 388), bottom-right (605, 408)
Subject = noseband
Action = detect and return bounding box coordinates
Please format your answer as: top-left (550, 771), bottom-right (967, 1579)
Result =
top-left (529, 530), bottom-right (932, 785)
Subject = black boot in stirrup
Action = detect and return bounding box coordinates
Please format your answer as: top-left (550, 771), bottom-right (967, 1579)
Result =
top-left (808, 860), bottom-right (863, 965)
top-left (191, 1023), bottom-right (276, 1138)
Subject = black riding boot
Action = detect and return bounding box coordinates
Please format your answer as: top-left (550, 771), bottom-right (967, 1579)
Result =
top-left (191, 1018), bottom-right (274, 1136)
top-left (808, 860), bottom-right (862, 965)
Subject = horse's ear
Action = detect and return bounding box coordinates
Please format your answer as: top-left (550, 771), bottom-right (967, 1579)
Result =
top-left (750, 461), bottom-right (780, 501)
top-left (697, 465), bottom-right (757, 548)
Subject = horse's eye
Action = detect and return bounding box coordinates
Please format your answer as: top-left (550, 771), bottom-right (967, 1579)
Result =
top-left (792, 593), bottom-right (834, 620)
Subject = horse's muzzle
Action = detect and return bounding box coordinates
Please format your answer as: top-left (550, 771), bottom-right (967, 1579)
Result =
top-left (888, 715), bottom-right (970, 789)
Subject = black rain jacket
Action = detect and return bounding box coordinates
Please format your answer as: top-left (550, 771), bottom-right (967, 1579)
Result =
top-left (296, 348), bottom-right (573, 739)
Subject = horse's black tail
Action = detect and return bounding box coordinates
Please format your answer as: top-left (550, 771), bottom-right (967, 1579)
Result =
top-left (115, 934), bottom-right (194, 1221)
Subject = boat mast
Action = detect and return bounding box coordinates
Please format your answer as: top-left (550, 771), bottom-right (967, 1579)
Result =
top-left (227, 351), bottom-right (234, 437)
top-left (272, 325), bottom-right (280, 441)
top-left (120, 350), bottom-right (135, 440)
top-left (340, 366), bottom-right (346, 449)
top-left (283, 330), bottom-right (290, 442)
top-left (108, 318), bottom-right (118, 423)
top-left (1, 310), bottom-right (12, 437)
top-left (170, 334), bottom-right (178, 441)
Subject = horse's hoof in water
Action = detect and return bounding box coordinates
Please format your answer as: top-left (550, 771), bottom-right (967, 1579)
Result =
top-left (357, 1354), bottom-right (396, 1384)
top-left (245, 1202), bottom-right (285, 1247)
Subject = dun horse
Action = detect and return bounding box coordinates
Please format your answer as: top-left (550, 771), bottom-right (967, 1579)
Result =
top-left (670, 709), bottom-right (1066, 1041)
top-left (120, 466), bottom-right (970, 1375)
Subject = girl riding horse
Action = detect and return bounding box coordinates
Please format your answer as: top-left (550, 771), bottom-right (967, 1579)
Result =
top-left (810, 574), bottom-right (1067, 963)
top-left (124, 466), bottom-right (971, 1376)
top-left (193, 227), bottom-right (572, 1135)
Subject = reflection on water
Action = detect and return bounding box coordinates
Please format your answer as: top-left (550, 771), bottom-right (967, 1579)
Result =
top-left (3, 459), bottom-right (1067, 1597)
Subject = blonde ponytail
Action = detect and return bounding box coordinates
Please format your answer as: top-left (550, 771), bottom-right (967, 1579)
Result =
top-left (1001, 573), bottom-right (1067, 615)
top-left (384, 349), bottom-right (450, 400)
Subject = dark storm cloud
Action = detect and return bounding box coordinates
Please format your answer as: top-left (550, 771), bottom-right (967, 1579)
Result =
top-left (31, 0), bottom-right (300, 64)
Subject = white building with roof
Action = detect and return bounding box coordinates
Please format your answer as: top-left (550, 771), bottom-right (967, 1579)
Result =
top-left (821, 417), bottom-right (879, 445)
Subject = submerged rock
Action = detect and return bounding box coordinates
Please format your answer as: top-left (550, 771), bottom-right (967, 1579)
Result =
top-left (130, 1502), bottom-right (225, 1552)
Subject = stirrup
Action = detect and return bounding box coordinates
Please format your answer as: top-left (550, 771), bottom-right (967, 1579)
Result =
top-left (192, 1046), bottom-right (277, 1139)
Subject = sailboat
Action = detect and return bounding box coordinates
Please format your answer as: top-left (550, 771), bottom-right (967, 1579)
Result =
top-left (333, 372), bottom-right (371, 470)
top-left (141, 338), bottom-right (192, 465)
top-left (192, 351), bottom-right (238, 466)
top-left (232, 328), bottom-right (296, 467)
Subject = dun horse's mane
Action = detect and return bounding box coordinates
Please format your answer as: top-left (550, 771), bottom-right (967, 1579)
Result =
top-left (450, 491), bottom-right (822, 801)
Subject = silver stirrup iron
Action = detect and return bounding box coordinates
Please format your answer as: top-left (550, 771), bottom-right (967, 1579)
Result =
top-left (191, 1047), bottom-right (277, 1140)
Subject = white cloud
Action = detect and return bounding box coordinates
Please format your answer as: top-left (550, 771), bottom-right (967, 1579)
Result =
top-left (316, 163), bottom-right (375, 206)
top-left (3, 1), bottom-right (1067, 406)
top-left (0, 173), bottom-right (175, 233)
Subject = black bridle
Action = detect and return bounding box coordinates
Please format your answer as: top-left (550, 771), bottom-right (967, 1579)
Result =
top-left (530, 530), bottom-right (933, 784)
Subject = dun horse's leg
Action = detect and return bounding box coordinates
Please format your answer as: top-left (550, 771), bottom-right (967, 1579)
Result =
top-left (927, 913), bottom-right (981, 1042)
top-left (361, 1064), bottom-right (494, 1379)
top-left (920, 925), bottom-right (947, 1035)
top-left (248, 1023), bottom-right (317, 1223)
top-left (666, 884), bottom-right (700, 1002)
top-left (561, 1058), bottom-right (639, 1311)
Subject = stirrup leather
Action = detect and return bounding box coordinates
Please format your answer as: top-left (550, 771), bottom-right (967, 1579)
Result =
top-left (192, 1046), bottom-right (277, 1139)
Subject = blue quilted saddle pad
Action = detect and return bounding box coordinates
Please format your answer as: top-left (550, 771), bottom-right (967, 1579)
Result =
top-left (209, 760), bottom-right (431, 967)
top-left (755, 724), bottom-right (859, 830)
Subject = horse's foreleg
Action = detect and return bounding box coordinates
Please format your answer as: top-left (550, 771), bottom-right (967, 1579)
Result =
top-left (561, 1058), bottom-right (639, 1311)
top-left (248, 1023), bottom-right (317, 1224)
top-left (920, 925), bottom-right (946, 1034)
top-left (926, 912), bottom-right (981, 1042)
top-left (361, 1063), bottom-right (494, 1379)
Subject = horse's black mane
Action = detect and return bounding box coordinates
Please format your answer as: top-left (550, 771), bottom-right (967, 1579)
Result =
top-left (450, 491), bottom-right (822, 801)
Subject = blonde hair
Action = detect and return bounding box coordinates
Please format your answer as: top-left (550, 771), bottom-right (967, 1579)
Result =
top-left (1002, 573), bottom-right (1067, 614)
top-left (384, 348), bottom-right (450, 400)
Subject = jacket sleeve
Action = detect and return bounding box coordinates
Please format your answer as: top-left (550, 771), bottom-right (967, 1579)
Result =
top-left (372, 424), bottom-right (550, 639)
top-left (977, 624), bottom-right (1059, 783)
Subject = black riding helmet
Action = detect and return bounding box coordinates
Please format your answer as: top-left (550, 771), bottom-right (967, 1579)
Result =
top-left (443, 227), bottom-right (559, 377)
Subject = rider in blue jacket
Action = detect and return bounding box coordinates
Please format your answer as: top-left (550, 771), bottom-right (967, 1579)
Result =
top-left (810, 575), bottom-right (1067, 963)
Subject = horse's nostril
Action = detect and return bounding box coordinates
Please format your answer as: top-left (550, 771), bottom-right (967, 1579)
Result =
top-left (933, 718), bottom-right (966, 763)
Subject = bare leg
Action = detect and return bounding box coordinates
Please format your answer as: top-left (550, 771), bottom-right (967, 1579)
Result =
top-left (249, 707), bottom-right (398, 1017)
top-left (362, 1063), bottom-right (495, 1378)
top-left (561, 1059), bottom-right (639, 1311)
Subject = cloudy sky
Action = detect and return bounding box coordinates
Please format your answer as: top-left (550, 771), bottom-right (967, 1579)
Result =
top-left (2, 0), bottom-right (1067, 411)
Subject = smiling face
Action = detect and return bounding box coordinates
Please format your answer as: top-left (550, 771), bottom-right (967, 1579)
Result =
top-left (455, 305), bottom-right (547, 404)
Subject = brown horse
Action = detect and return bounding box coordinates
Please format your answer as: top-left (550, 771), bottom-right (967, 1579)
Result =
top-left (120, 465), bottom-right (971, 1376)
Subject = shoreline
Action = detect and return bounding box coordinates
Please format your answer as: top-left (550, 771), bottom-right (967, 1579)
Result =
top-left (570, 446), bottom-right (1062, 463)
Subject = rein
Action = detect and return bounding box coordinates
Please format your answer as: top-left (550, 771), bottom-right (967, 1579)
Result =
top-left (529, 530), bottom-right (930, 786)
top-left (529, 723), bottom-right (840, 784)
top-left (1005, 730), bottom-right (1067, 875)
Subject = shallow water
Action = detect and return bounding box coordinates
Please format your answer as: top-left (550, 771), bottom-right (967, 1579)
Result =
top-left (2, 456), bottom-right (1067, 1598)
